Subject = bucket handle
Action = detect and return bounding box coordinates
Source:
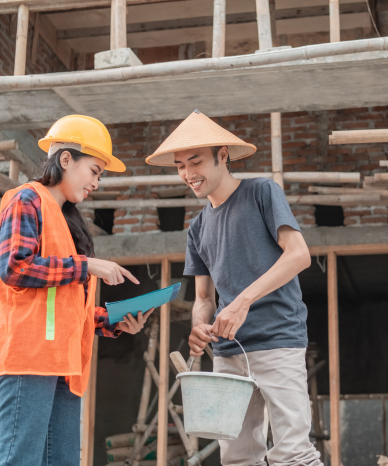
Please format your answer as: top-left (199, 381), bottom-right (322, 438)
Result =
top-left (189, 338), bottom-right (254, 380)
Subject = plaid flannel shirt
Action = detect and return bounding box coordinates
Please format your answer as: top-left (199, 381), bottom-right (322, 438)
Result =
top-left (0, 187), bottom-right (120, 338)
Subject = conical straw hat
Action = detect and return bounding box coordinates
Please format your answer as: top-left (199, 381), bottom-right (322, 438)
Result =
top-left (146, 110), bottom-right (256, 166)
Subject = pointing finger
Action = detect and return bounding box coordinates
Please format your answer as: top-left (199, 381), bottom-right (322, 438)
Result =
top-left (119, 267), bottom-right (140, 285)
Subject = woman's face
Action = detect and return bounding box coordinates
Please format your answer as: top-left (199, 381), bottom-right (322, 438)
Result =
top-left (60, 151), bottom-right (106, 204)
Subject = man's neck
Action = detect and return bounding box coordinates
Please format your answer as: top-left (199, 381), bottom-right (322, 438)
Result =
top-left (207, 174), bottom-right (241, 208)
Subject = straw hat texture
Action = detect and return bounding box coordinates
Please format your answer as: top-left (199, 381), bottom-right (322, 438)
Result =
top-left (145, 110), bottom-right (257, 166)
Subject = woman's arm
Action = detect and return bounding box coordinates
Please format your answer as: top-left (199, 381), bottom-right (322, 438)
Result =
top-left (0, 191), bottom-right (88, 288)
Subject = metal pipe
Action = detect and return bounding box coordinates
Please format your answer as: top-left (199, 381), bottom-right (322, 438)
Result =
top-left (2, 37), bottom-right (388, 92)
top-left (212, 0), bottom-right (226, 58)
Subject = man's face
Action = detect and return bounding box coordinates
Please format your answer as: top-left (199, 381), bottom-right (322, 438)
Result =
top-left (174, 147), bottom-right (226, 198)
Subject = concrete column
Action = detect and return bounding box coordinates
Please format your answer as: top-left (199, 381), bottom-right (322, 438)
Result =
top-left (14, 4), bottom-right (29, 76)
top-left (212, 0), bottom-right (226, 58)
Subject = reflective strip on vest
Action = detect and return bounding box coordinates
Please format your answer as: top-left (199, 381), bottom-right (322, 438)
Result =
top-left (46, 287), bottom-right (56, 340)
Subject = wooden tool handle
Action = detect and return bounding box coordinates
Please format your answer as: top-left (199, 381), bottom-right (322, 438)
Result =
top-left (170, 351), bottom-right (189, 373)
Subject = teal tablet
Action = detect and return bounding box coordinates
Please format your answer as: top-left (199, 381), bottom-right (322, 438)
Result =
top-left (106, 283), bottom-right (182, 324)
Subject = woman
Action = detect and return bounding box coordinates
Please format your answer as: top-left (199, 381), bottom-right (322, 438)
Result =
top-left (0, 115), bottom-right (153, 466)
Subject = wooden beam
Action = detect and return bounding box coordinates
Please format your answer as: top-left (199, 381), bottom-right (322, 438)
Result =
top-left (256, 0), bottom-right (272, 50)
top-left (271, 112), bottom-right (283, 189)
top-left (157, 257), bottom-right (171, 466)
top-left (115, 0), bottom-right (127, 48)
top-left (308, 186), bottom-right (388, 197)
top-left (327, 251), bottom-right (341, 466)
top-left (97, 172), bottom-right (359, 189)
top-left (329, 129), bottom-right (388, 145)
top-left (0, 140), bottom-right (18, 151)
top-left (212, 0), bottom-right (226, 58)
top-left (81, 278), bottom-right (101, 466)
top-left (110, 0), bottom-right (116, 50)
top-left (9, 160), bottom-right (19, 182)
top-left (330, 0), bottom-right (340, 42)
top-left (14, 4), bottom-right (29, 76)
top-left (29, 11), bottom-right (73, 69)
top-left (0, 172), bottom-right (19, 194)
top-left (0, 134), bottom-right (40, 179)
top-left (31, 12), bottom-right (40, 65)
top-left (0, 0), bottom-right (181, 13)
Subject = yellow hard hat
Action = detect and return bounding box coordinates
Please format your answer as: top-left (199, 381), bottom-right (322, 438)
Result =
top-left (38, 114), bottom-right (126, 172)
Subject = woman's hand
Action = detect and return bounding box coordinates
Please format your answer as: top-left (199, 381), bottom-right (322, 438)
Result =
top-left (117, 308), bottom-right (155, 334)
top-left (87, 258), bottom-right (140, 286)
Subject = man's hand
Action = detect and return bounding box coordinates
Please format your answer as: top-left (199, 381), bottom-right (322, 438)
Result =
top-left (87, 258), bottom-right (140, 286)
top-left (211, 296), bottom-right (250, 341)
top-left (117, 308), bottom-right (154, 334)
top-left (189, 323), bottom-right (219, 357)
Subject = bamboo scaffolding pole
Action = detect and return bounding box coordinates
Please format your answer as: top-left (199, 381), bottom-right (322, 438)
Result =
top-left (3, 37), bottom-right (388, 92)
top-left (14, 4), bottom-right (29, 76)
top-left (81, 193), bottom-right (379, 210)
top-left (187, 440), bottom-right (219, 466)
top-left (157, 258), bottom-right (171, 466)
top-left (97, 172), bottom-right (359, 188)
top-left (329, 129), bottom-right (388, 145)
top-left (329, 0), bottom-right (340, 43)
top-left (327, 251), bottom-right (341, 466)
top-left (271, 112), bottom-right (283, 189)
top-left (115, 0), bottom-right (127, 49)
top-left (212, 0), bottom-right (226, 58)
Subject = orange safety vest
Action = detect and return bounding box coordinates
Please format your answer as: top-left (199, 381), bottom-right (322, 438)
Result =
top-left (0, 182), bottom-right (96, 397)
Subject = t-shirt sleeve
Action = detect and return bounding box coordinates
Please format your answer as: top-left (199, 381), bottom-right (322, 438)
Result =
top-left (183, 225), bottom-right (210, 276)
top-left (257, 179), bottom-right (301, 243)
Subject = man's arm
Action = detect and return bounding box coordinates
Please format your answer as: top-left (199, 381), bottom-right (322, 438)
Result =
top-left (189, 275), bottom-right (219, 357)
top-left (211, 225), bottom-right (311, 340)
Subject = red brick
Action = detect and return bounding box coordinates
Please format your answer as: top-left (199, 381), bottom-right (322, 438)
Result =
top-left (112, 227), bottom-right (125, 233)
top-left (114, 218), bottom-right (139, 225)
top-left (344, 218), bottom-right (357, 225)
top-left (360, 216), bottom-right (388, 224)
top-left (303, 218), bottom-right (315, 225)
top-left (131, 225), bottom-right (159, 232)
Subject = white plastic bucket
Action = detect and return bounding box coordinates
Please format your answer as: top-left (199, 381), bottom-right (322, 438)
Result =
top-left (176, 340), bottom-right (258, 440)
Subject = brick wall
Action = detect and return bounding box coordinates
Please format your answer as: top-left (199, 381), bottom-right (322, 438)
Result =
top-left (108, 107), bottom-right (388, 234)
top-left (0, 14), bottom-right (66, 77)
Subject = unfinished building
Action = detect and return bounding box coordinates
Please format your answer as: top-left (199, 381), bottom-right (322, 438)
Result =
top-left (1, 0), bottom-right (388, 465)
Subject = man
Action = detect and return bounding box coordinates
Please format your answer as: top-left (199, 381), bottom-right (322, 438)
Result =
top-left (146, 110), bottom-right (322, 466)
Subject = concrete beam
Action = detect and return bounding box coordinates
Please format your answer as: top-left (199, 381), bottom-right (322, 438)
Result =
top-left (1, 50), bottom-right (388, 130)
top-left (93, 225), bottom-right (388, 259)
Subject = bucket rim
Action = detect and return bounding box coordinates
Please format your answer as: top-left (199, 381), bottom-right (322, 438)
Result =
top-left (176, 371), bottom-right (258, 387)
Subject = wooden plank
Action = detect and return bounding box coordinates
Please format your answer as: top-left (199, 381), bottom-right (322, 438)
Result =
top-left (110, 0), bottom-right (116, 50)
top-left (330, 0), bottom-right (340, 42)
top-left (0, 172), bottom-right (19, 194)
top-left (81, 278), bottom-right (101, 466)
top-left (329, 129), bottom-right (388, 145)
top-left (29, 11), bottom-right (73, 69)
top-left (115, 0), bottom-right (127, 48)
top-left (256, 0), bottom-right (272, 50)
top-left (308, 186), bottom-right (388, 197)
top-left (14, 4), bottom-right (29, 76)
top-left (271, 112), bottom-right (283, 189)
top-left (276, 0), bottom-right (365, 8)
top-left (0, 140), bottom-right (18, 151)
top-left (0, 0), bottom-right (179, 13)
top-left (31, 12), bottom-right (40, 65)
top-left (9, 159), bottom-right (19, 181)
top-left (327, 251), bottom-right (341, 466)
top-left (157, 258), bottom-right (171, 466)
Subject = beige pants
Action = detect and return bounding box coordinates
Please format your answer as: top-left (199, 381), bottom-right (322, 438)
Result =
top-left (213, 348), bottom-right (323, 466)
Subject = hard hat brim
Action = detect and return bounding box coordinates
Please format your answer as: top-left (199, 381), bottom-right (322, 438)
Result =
top-left (39, 137), bottom-right (126, 172)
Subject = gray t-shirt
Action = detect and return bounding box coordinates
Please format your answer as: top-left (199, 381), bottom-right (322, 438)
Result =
top-left (183, 178), bottom-right (308, 357)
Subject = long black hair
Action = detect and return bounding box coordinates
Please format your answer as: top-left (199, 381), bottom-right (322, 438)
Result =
top-left (35, 148), bottom-right (95, 257)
